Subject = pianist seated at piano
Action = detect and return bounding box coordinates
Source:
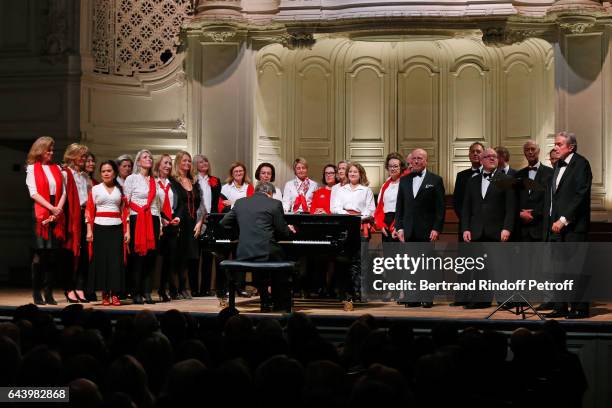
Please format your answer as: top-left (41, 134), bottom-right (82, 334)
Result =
top-left (220, 181), bottom-right (296, 312)
top-left (282, 157), bottom-right (318, 213)
top-left (310, 164), bottom-right (337, 215)
top-left (255, 162), bottom-right (283, 202)
top-left (219, 161), bottom-right (254, 212)
top-left (330, 162), bottom-right (376, 302)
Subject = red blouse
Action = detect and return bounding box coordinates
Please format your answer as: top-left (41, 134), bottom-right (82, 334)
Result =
top-left (309, 187), bottom-right (332, 214)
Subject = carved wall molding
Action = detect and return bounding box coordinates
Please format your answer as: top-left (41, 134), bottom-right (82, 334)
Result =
top-left (558, 22), bottom-right (596, 33)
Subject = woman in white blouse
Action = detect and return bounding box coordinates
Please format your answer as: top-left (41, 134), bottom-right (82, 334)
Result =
top-left (282, 157), bottom-right (318, 213)
top-left (255, 162), bottom-right (283, 201)
top-left (62, 143), bottom-right (90, 303)
top-left (220, 161), bottom-right (253, 211)
top-left (155, 154), bottom-right (181, 302)
top-left (330, 162), bottom-right (375, 303)
top-left (85, 160), bottom-right (129, 306)
top-left (331, 163), bottom-right (375, 219)
top-left (25, 136), bottom-right (66, 305)
top-left (124, 149), bottom-right (162, 305)
top-left (374, 152), bottom-right (407, 242)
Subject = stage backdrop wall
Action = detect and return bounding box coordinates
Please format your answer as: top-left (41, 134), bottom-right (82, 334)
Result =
top-left (252, 36), bottom-right (555, 192)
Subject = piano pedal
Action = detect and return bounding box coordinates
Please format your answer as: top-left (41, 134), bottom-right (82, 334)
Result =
top-left (342, 300), bottom-right (354, 312)
top-left (218, 298), bottom-right (228, 308)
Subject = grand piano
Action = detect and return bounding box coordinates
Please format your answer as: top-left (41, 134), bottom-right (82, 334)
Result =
top-left (202, 213), bottom-right (362, 255)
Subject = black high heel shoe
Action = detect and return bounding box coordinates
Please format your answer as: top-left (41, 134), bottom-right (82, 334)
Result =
top-left (64, 291), bottom-right (79, 303)
top-left (44, 289), bottom-right (57, 305)
top-left (33, 292), bottom-right (46, 305)
top-left (75, 291), bottom-right (89, 303)
top-left (144, 293), bottom-right (156, 304)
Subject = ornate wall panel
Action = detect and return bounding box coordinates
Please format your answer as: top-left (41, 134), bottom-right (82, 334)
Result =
top-left (295, 53), bottom-right (334, 178)
top-left (253, 37), bottom-right (554, 192)
top-left (256, 49), bottom-right (286, 179)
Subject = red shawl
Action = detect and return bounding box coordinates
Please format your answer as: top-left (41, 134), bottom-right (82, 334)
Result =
top-left (63, 167), bottom-right (82, 257)
top-left (128, 176), bottom-right (157, 256)
top-left (374, 177), bottom-right (397, 231)
top-left (33, 162), bottom-right (65, 240)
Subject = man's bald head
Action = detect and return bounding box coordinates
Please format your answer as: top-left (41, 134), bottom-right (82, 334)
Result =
top-left (410, 149), bottom-right (428, 173)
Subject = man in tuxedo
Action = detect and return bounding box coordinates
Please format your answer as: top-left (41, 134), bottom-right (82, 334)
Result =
top-left (515, 140), bottom-right (554, 242)
top-left (495, 146), bottom-right (517, 176)
top-left (453, 142), bottom-right (484, 242)
top-left (395, 148), bottom-right (445, 307)
top-left (543, 132), bottom-right (592, 319)
top-left (462, 148), bottom-right (516, 308)
top-left (221, 182), bottom-right (296, 311)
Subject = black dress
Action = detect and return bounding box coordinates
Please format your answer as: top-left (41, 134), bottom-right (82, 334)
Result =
top-left (174, 178), bottom-right (202, 261)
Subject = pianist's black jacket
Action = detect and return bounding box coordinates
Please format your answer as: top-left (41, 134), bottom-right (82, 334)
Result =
top-left (220, 192), bottom-right (292, 261)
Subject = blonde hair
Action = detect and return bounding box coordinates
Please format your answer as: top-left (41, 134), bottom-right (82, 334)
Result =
top-left (154, 154), bottom-right (173, 178)
top-left (63, 143), bottom-right (88, 166)
top-left (293, 157), bottom-right (308, 173)
top-left (225, 161), bottom-right (251, 185)
top-left (26, 136), bottom-right (55, 165)
top-left (348, 162), bottom-right (369, 186)
top-left (133, 149), bottom-right (154, 177)
top-left (193, 154), bottom-right (211, 176)
top-left (173, 150), bottom-right (196, 183)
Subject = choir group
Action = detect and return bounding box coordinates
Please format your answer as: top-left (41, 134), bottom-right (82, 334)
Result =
top-left (25, 134), bottom-right (582, 312)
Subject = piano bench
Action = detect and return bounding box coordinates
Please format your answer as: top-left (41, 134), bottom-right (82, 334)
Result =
top-left (219, 260), bottom-right (297, 312)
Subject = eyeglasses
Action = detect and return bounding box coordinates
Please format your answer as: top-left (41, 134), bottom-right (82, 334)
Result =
top-left (482, 154), bottom-right (498, 159)
top-left (324, 171), bottom-right (336, 175)
top-left (387, 165), bottom-right (400, 169)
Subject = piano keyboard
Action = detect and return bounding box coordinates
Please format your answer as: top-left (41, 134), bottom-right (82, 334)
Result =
top-left (279, 240), bottom-right (332, 245)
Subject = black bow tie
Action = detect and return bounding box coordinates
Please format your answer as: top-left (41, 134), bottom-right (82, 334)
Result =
top-left (413, 171), bottom-right (423, 177)
top-left (527, 166), bottom-right (537, 171)
top-left (482, 172), bottom-right (493, 180)
top-left (471, 168), bottom-right (480, 175)
top-left (558, 161), bottom-right (567, 168)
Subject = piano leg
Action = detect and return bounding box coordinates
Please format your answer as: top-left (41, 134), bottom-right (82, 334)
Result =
top-left (228, 279), bottom-right (236, 309)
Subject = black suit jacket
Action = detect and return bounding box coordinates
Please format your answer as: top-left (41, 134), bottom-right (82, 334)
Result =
top-left (543, 153), bottom-right (592, 241)
top-left (395, 170), bottom-right (445, 241)
top-left (499, 167), bottom-right (517, 177)
top-left (461, 171), bottom-right (516, 241)
top-left (220, 192), bottom-right (292, 261)
top-left (164, 178), bottom-right (185, 222)
top-left (515, 164), bottom-right (553, 241)
top-left (453, 167), bottom-right (480, 219)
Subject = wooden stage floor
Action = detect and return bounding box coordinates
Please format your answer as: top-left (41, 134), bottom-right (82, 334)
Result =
top-left (2, 288), bottom-right (612, 326)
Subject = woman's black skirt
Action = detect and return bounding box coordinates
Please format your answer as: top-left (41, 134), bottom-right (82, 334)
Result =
top-left (88, 224), bottom-right (125, 292)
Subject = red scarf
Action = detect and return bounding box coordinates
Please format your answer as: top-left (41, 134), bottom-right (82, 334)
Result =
top-left (129, 175), bottom-right (157, 256)
top-left (309, 188), bottom-right (331, 214)
top-left (33, 162), bottom-right (65, 240)
top-left (63, 166), bottom-right (82, 257)
top-left (247, 183), bottom-right (254, 197)
top-left (374, 177), bottom-right (398, 231)
top-left (86, 189), bottom-right (128, 263)
top-left (158, 180), bottom-right (173, 221)
top-left (292, 178), bottom-right (310, 212)
top-left (346, 209), bottom-right (375, 238)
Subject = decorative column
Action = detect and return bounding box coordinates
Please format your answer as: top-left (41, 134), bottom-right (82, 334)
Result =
top-left (548, 1), bottom-right (612, 219)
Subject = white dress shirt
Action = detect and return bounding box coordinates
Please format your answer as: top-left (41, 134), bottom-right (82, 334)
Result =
top-left (528, 161), bottom-right (540, 180)
top-left (124, 174), bottom-right (161, 216)
top-left (91, 184), bottom-right (123, 226)
top-left (26, 164), bottom-right (65, 197)
top-left (481, 170), bottom-right (495, 199)
top-left (198, 174), bottom-right (217, 218)
top-left (552, 153), bottom-right (574, 225)
top-left (282, 177), bottom-right (319, 213)
top-left (412, 169), bottom-right (426, 197)
top-left (64, 167), bottom-right (89, 206)
top-left (380, 179), bottom-right (400, 213)
top-left (331, 183), bottom-right (375, 219)
top-left (221, 182), bottom-right (250, 208)
top-left (555, 153), bottom-right (573, 189)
